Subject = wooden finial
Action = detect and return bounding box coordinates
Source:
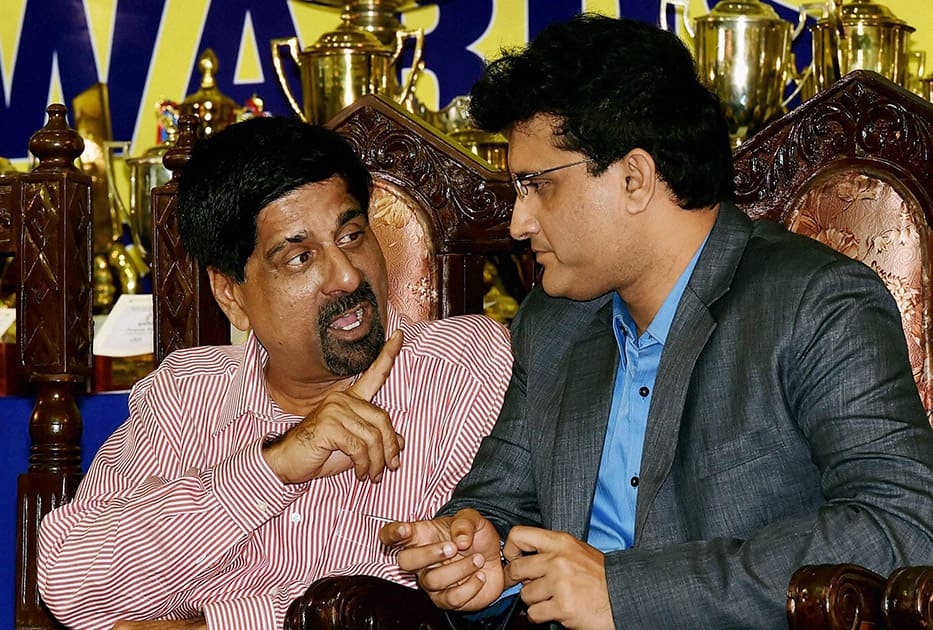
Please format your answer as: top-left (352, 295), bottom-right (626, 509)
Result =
top-left (28, 104), bottom-right (85, 172)
top-left (163, 114), bottom-right (201, 178)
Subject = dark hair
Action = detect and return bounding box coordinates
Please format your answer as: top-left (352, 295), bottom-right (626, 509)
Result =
top-left (469, 13), bottom-right (733, 208)
top-left (176, 116), bottom-right (371, 281)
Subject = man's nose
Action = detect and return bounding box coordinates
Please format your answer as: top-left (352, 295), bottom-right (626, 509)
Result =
top-left (509, 196), bottom-right (539, 241)
top-left (320, 246), bottom-right (362, 295)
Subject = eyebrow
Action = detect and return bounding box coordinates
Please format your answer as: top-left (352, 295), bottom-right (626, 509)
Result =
top-left (264, 231), bottom-right (308, 260)
top-left (338, 208), bottom-right (365, 227)
top-left (262, 208), bottom-right (366, 261)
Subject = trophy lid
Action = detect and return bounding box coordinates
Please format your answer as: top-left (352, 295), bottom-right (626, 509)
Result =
top-left (309, 18), bottom-right (396, 54)
top-left (178, 49), bottom-right (239, 136)
top-left (817, 0), bottom-right (913, 29)
top-left (697, 0), bottom-right (784, 24)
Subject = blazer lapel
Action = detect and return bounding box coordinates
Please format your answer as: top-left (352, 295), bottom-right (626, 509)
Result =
top-left (634, 202), bottom-right (753, 544)
top-left (550, 297), bottom-right (617, 539)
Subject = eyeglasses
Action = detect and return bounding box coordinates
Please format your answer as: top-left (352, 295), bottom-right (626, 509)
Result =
top-left (510, 158), bottom-right (594, 198)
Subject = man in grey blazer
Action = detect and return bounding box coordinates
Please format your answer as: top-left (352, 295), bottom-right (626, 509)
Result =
top-left (381, 14), bottom-right (933, 629)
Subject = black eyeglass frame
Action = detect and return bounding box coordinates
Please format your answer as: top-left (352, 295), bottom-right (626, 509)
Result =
top-left (510, 158), bottom-right (595, 198)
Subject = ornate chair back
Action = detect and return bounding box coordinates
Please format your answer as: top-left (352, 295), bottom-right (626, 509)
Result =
top-left (733, 69), bottom-right (933, 425)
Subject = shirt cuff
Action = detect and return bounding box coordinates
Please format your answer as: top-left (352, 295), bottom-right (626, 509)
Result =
top-left (206, 437), bottom-right (308, 532)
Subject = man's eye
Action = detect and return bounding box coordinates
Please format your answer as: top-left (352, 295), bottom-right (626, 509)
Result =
top-left (525, 180), bottom-right (544, 193)
top-left (337, 230), bottom-right (364, 246)
top-left (287, 251), bottom-right (311, 267)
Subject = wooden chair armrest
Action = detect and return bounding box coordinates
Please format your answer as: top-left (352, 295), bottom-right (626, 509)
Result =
top-left (883, 565), bottom-right (933, 630)
top-left (283, 575), bottom-right (447, 629)
top-left (787, 563), bottom-right (885, 630)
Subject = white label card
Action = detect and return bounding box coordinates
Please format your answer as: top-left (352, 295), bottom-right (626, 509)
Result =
top-left (0, 307), bottom-right (14, 337)
top-left (93, 294), bottom-right (154, 357)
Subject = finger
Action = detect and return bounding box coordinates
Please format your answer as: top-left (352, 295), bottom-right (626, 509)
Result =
top-left (518, 574), bottom-right (551, 606)
top-left (506, 553), bottom-right (548, 586)
top-left (347, 403), bottom-right (406, 479)
top-left (503, 525), bottom-right (552, 557)
top-left (419, 553), bottom-right (485, 593)
top-left (449, 508), bottom-right (484, 551)
top-left (436, 572), bottom-right (489, 611)
top-left (350, 329), bottom-right (403, 401)
top-left (524, 599), bottom-right (559, 626)
top-left (397, 541), bottom-right (458, 572)
top-left (379, 520), bottom-right (412, 546)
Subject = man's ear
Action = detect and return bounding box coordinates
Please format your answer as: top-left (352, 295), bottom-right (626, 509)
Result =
top-left (620, 148), bottom-right (657, 215)
top-left (207, 268), bottom-right (251, 332)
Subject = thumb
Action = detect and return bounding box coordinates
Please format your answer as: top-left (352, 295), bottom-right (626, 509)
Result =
top-left (349, 329), bottom-right (403, 401)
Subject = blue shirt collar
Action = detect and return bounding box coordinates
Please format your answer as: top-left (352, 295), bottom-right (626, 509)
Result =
top-left (612, 233), bottom-right (710, 347)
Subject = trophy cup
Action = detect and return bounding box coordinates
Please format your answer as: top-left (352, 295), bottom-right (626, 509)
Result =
top-left (808, 0), bottom-right (918, 95)
top-left (662, 0), bottom-right (810, 147)
top-left (271, 1), bottom-right (426, 124)
top-left (103, 103), bottom-right (179, 277)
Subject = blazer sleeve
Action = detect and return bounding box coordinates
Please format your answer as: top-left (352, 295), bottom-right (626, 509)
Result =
top-left (438, 301), bottom-right (544, 537)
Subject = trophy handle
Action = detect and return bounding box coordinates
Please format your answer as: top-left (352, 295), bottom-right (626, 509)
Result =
top-left (908, 50), bottom-right (926, 93)
top-left (781, 55), bottom-right (813, 108)
top-left (103, 141), bottom-right (132, 244)
top-left (271, 37), bottom-right (307, 122)
top-left (659, 0), bottom-right (695, 39)
top-left (790, 4), bottom-right (810, 40)
top-left (390, 28), bottom-right (425, 106)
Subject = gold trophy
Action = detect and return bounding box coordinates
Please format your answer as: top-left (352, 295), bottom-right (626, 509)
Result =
top-left (662, 0), bottom-right (810, 147)
top-left (103, 104), bottom-right (178, 279)
top-left (271, 1), bottom-right (425, 124)
top-left (808, 0), bottom-right (919, 95)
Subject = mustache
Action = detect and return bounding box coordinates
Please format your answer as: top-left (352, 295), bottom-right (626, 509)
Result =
top-left (318, 280), bottom-right (378, 329)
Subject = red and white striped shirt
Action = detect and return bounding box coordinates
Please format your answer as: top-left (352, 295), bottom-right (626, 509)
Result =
top-left (37, 307), bottom-right (512, 629)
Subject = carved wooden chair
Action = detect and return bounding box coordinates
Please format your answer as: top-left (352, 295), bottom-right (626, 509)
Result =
top-left (731, 69), bottom-right (933, 630)
top-left (2, 104), bottom-right (94, 629)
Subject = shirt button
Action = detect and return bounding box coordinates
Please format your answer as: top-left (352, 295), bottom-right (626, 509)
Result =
top-left (638, 386), bottom-right (650, 397)
top-left (630, 476), bottom-right (639, 487)
top-left (256, 501), bottom-right (268, 512)
top-left (289, 511), bottom-right (302, 523)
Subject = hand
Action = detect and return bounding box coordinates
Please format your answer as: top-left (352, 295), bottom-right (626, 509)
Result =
top-left (503, 527), bottom-right (612, 629)
top-left (263, 330), bottom-right (404, 484)
top-left (112, 616), bottom-right (206, 629)
top-left (380, 508), bottom-right (506, 611)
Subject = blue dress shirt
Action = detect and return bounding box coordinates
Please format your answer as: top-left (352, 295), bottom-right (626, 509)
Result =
top-left (587, 241), bottom-right (707, 552)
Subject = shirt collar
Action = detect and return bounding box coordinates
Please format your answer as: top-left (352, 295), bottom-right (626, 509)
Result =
top-left (612, 232), bottom-right (710, 348)
top-left (212, 302), bottom-right (407, 435)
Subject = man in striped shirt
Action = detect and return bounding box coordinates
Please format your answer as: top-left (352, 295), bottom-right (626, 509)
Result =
top-left (36, 117), bottom-right (512, 629)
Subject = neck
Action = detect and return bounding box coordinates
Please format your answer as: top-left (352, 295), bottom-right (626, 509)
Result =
top-left (264, 362), bottom-right (355, 417)
top-left (620, 202), bottom-right (718, 334)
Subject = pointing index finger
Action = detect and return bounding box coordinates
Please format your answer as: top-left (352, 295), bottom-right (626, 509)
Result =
top-left (350, 329), bottom-right (403, 402)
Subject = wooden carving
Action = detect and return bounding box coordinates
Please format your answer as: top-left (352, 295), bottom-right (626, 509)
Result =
top-left (150, 115), bottom-right (228, 366)
top-left (327, 95), bottom-right (525, 318)
top-left (15, 103), bottom-right (93, 629)
top-left (787, 563), bottom-right (886, 630)
top-left (883, 566), bottom-right (933, 630)
top-left (328, 95), bottom-right (516, 250)
top-left (734, 70), bottom-right (931, 222)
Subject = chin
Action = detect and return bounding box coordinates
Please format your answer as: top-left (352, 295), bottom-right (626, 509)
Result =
top-left (541, 273), bottom-right (604, 302)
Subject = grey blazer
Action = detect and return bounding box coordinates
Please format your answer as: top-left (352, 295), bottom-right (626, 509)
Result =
top-left (443, 202), bottom-right (933, 628)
